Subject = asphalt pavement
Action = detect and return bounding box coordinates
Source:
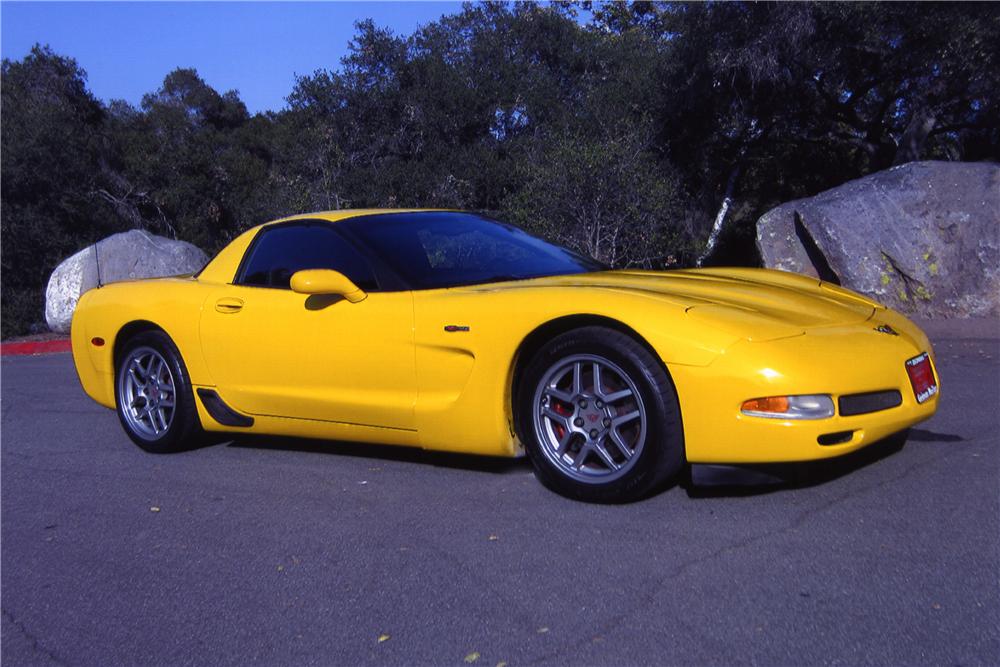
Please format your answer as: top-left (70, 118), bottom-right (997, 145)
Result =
top-left (2, 322), bottom-right (998, 666)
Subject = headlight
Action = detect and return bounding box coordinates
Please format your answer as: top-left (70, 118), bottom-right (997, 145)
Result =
top-left (741, 394), bottom-right (835, 419)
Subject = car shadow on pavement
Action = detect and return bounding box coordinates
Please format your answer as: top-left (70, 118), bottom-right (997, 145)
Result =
top-left (223, 434), bottom-right (534, 475)
top-left (210, 428), bottom-right (965, 498)
top-left (683, 428), bottom-right (964, 498)
top-left (906, 428), bottom-right (965, 442)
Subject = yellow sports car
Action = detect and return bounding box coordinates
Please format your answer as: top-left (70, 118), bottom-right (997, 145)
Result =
top-left (71, 210), bottom-right (940, 502)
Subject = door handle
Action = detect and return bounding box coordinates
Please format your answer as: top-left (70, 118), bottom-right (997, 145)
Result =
top-left (215, 297), bottom-right (244, 314)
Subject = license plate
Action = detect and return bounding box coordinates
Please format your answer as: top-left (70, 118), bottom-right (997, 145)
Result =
top-left (905, 352), bottom-right (938, 404)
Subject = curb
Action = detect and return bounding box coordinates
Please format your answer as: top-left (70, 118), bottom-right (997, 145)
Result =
top-left (1, 339), bottom-right (72, 356)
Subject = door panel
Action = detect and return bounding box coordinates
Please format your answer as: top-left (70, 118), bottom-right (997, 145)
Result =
top-left (199, 285), bottom-right (416, 431)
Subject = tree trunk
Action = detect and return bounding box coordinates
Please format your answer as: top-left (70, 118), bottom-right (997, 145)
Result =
top-left (697, 163), bottom-right (742, 267)
top-left (893, 107), bottom-right (938, 166)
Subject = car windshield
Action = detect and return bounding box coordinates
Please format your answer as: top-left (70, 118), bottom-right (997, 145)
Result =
top-left (340, 211), bottom-right (607, 290)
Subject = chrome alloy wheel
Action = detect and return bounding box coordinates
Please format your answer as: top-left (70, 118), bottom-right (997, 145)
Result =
top-left (118, 346), bottom-right (176, 439)
top-left (532, 354), bottom-right (647, 483)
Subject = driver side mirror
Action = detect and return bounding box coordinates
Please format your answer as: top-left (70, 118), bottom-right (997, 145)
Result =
top-left (290, 269), bottom-right (367, 303)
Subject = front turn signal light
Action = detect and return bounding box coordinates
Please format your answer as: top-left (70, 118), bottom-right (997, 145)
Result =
top-left (741, 394), bottom-right (834, 420)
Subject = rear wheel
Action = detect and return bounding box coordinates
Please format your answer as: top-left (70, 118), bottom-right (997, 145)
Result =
top-left (115, 330), bottom-right (201, 453)
top-left (516, 326), bottom-right (685, 502)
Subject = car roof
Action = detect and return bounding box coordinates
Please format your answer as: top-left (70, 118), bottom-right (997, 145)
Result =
top-left (258, 208), bottom-right (453, 231)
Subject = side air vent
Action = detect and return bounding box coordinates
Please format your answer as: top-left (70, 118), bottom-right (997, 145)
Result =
top-left (196, 388), bottom-right (254, 427)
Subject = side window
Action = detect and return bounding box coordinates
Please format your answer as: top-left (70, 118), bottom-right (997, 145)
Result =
top-left (237, 223), bottom-right (378, 291)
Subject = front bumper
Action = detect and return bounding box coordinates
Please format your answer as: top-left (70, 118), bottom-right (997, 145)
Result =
top-left (671, 315), bottom-right (940, 464)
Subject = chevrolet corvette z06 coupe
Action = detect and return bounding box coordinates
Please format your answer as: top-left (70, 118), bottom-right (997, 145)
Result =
top-left (71, 210), bottom-right (940, 502)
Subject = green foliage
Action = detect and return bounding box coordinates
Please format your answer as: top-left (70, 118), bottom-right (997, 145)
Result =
top-left (1, 46), bottom-right (109, 338)
top-left (502, 129), bottom-right (690, 267)
top-left (2, 3), bottom-right (998, 337)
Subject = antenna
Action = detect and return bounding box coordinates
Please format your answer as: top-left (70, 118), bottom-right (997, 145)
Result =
top-left (94, 238), bottom-right (103, 288)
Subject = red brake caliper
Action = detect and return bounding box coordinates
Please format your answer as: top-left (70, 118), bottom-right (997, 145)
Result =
top-left (552, 401), bottom-right (571, 439)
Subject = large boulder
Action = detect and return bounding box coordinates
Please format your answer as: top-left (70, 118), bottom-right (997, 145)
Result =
top-left (756, 161), bottom-right (999, 318)
top-left (45, 230), bottom-right (209, 333)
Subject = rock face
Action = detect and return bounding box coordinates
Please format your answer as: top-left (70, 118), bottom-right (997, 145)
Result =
top-left (756, 161), bottom-right (1000, 318)
top-left (45, 230), bottom-right (209, 333)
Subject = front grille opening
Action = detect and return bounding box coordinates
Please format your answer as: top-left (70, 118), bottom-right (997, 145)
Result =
top-left (818, 430), bottom-right (855, 446)
top-left (839, 390), bottom-right (903, 417)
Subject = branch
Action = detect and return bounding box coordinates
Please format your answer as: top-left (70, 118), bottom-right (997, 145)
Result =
top-left (813, 72), bottom-right (864, 130)
top-left (928, 120), bottom-right (998, 136)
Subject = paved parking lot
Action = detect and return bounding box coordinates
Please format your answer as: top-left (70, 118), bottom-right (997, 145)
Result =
top-left (2, 323), bottom-right (998, 666)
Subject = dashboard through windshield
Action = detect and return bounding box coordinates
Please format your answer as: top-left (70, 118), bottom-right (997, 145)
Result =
top-left (341, 211), bottom-right (606, 290)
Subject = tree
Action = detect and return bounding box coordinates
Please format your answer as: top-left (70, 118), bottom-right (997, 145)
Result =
top-left (590, 1), bottom-right (1000, 264)
top-left (503, 128), bottom-right (690, 267)
top-left (1, 45), bottom-right (110, 337)
top-left (2, 4), bottom-right (997, 337)
top-left (104, 68), bottom-right (271, 250)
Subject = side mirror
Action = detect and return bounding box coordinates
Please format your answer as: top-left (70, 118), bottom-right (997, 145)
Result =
top-left (290, 269), bottom-right (367, 303)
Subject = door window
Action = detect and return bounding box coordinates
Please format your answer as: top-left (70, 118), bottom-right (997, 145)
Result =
top-left (237, 223), bottom-right (378, 291)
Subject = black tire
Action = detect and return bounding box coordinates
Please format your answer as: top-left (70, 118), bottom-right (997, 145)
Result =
top-left (515, 326), bottom-right (685, 503)
top-left (114, 330), bottom-right (202, 453)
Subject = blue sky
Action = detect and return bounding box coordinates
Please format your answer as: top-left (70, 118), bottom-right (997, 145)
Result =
top-left (1, 1), bottom-right (464, 114)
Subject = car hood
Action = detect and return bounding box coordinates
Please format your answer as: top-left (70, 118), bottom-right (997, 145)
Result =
top-left (467, 267), bottom-right (882, 342)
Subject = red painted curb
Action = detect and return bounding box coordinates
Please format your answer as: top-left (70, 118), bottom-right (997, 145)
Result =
top-left (1, 339), bottom-right (72, 356)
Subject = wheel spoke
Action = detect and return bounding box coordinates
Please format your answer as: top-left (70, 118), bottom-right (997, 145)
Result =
top-left (147, 409), bottom-right (160, 433)
top-left (555, 431), bottom-right (574, 456)
top-left (613, 410), bottom-right (641, 427)
top-left (607, 428), bottom-right (634, 459)
top-left (592, 362), bottom-right (603, 395)
top-left (571, 444), bottom-right (590, 469)
top-left (141, 354), bottom-right (155, 381)
top-left (542, 407), bottom-right (571, 430)
top-left (604, 388), bottom-right (633, 403)
top-left (543, 386), bottom-right (574, 404)
top-left (571, 362), bottom-right (583, 395)
top-left (591, 439), bottom-right (621, 471)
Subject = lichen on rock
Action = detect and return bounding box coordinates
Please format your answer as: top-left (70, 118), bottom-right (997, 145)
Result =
top-left (755, 161), bottom-right (999, 318)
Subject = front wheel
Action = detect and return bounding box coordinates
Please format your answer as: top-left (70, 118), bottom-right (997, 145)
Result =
top-left (115, 330), bottom-right (201, 453)
top-left (516, 326), bottom-right (685, 503)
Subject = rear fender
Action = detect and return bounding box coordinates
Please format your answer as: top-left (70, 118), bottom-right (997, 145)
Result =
top-left (71, 280), bottom-right (213, 408)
